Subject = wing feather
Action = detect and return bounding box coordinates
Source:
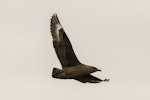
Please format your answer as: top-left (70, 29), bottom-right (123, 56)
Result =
top-left (75, 74), bottom-right (102, 83)
top-left (50, 14), bottom-right (81, 68)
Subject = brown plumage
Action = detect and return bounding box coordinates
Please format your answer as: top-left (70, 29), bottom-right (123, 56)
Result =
top-left (50, 14), bottom-right (109, 83)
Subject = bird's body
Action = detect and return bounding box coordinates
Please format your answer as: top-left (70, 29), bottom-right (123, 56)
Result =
top-left (52, 64), bottom-right (100, 79)
top-left (50, 14), bottom-right (109, 83)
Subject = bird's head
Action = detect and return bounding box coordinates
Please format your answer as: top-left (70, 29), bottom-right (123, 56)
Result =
top-left (52, 68), bottom-right (63, 78)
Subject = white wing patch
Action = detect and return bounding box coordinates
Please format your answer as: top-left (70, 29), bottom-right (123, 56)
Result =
top-left (55, 23), bottom-right (62, 41)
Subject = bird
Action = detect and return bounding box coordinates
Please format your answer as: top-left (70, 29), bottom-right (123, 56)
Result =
top-left (50, 14), bottom-right (109, 83)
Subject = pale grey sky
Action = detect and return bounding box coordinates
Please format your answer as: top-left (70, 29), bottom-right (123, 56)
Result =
top-left (0, 0), bottom-right (150, 100)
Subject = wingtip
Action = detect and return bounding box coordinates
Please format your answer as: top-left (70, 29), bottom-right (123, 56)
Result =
top-left (50, 13), bottom-right (63, 40)
top-left (103, 79), bottom-right (110, 82)
top-left (51, 13), bottom-right (60, 24)
top-left (51, 13), bottom-right (56, 18)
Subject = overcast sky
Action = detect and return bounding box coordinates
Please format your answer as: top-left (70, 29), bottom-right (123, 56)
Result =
top-left (0, 0), bottom-right (150, 100)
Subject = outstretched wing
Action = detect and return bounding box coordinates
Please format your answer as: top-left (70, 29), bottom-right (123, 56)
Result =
top-left (75, 74), bottom-right (102, 83)
top-left (50, 14), bottom-right (81, 68)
